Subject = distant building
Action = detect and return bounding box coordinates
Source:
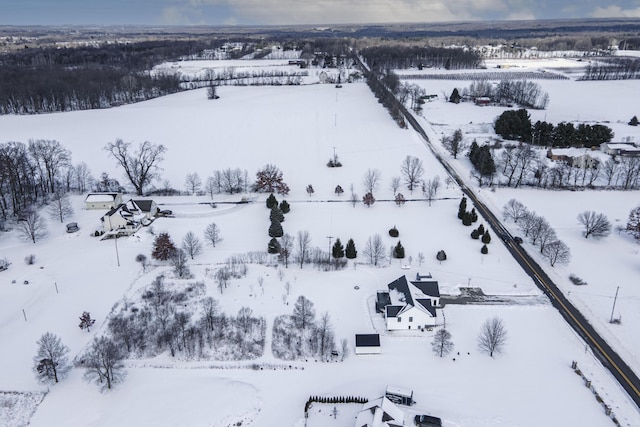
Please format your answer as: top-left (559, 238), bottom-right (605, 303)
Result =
top-left (84, 193), bottom-right (122, 210)
top-left (600, 142), bottom-right (640, 157)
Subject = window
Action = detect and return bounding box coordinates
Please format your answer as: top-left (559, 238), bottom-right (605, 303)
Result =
top-left (397, 317), bottom-right (402, 322)
top-left (409, 317), bottom-right (413, 322)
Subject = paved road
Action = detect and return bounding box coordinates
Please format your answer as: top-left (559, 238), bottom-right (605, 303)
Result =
top-left (355, 58), bottom-right (640, 409)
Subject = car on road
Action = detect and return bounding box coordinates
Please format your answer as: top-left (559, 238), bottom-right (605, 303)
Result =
top-left (513, 236), bottom-right (523, 244)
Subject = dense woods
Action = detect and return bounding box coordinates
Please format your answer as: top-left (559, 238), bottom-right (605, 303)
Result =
top-left (0, 40), bottom-right (217, 114)
top-left (360, 46), bottom-right (482, 70)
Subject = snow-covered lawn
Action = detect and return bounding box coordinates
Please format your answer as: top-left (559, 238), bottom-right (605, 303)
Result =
top-left (0, 65), bottom-right (638, 426)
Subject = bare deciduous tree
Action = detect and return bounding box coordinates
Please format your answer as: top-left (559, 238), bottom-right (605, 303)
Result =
top-left (171, 249), bottom-right (190, 278)
top-left (542, 240), bottom-right (571, 266)
top-left (182, 231), bottom-right (202, 259)
top-left (82, 336), bottom-right (126, 391)
top-left (340, 338), bottom-right (350, 361)
top-left (431, 328), bottom-right (454, 357)
top-left (215, 267), bottom-right (231, 293)
top-left (577, 211), bottom-right (611, 239)
top-left (280, 233), bottom-right (294, 268)
top-left (74, 162), bottom-right (93, 193)
top-left (478, 317), bottom-right (507, 357)
top-left (389, 176), bottom-right (401, 195)
top-left (184, 172), bottom-right (202, 195)
top-left (423, 176), bottom-right (441, 206)
top-left (33, 332), bottom-right (70, 384)
top-left (316, 312), bottom-right (336, 360)
top-left (204, 223), bottom-right (222, 247)
top-left (104, 139), bottom-right (166, 196)
top-left (292, 295), bottom-right (315, 330)
top-left (401, 156), bottom-right (424, 193)
top-left (296, 230), bottom-right (312, 268)
top-left (18, 209), bottom-right (48, 243)
top-left (201, 297), bottom-right (219, 331)
top-left (48, 191), bottom-right (74, 223)
top-left (362, 168), bottom-right (382, 195)
top-left (502, 199), bottom-right (528, 223)
top-left (28, 139), bottom-right (71, 193)
top-left (363, 234), bottom-right (385, 266)
top-left (237, 307), bottom-right (253, 334)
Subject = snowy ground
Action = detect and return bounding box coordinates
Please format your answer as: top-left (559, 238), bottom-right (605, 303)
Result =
top-left (0, 60), bottom-right (639, 426)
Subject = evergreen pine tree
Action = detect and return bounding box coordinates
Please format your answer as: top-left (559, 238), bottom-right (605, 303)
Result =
top-left (471, 229), bottom-right (480, 239)
top-left (270, 205), bottom-right (285, 223)
top-left (630, 116), bottom-right (639, 126)
top-left (393, 241), bottom-right (405, 258)
top-left (268, 237), bottom-right (281, 254)
top-left (471, 208), bottom-right (478, 222)
top-left (345, 238), bottom-right (357, 259)
top-left (332, 238), bottom-right (345, 258)
top-left (477, 224), bottom-right (485, 235)
top-left (152, 232), bottom-right (177, 261)
top-left (436, 250), bottom-right (447, 261)
top-left (481, 244), bottom-right (488, 254)
top-left (462, 211), bottom-right (473, 226)
top-left (266, 193), bottom-right (278, 209)
top-left (482, 231), bottom-right (492, 244)
top-left (458, 196), bottom-right (467, 220)
top-left (449, 88), bottom-right (461, 104)
top-left (280, 200), bottom-right (290, 214)
top-left (268, 219), bottom-right (283, 238)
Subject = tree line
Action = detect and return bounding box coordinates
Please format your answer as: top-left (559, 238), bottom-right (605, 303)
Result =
top-left (0, 40), bottom-right (216, 115)
top-left (581, 57), bottom-right (640, 80)
top-left (494, 109), bottom-right (614, 147)
top-left (360, 45), bottom-right (482, 70)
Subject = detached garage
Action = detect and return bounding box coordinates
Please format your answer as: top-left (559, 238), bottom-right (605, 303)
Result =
top-left (355, 334), bottom-right (380, 355)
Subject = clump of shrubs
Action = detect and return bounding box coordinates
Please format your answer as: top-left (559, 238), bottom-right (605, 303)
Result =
top-left (569, 274), bottom-right (588, 286)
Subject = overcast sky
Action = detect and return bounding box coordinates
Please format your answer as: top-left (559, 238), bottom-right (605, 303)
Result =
top-left (1, 0), bottom-right (639, 26)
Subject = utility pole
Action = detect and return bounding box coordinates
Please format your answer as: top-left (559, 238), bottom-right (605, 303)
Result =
top-left (114, 235), bottom-right (120, 267)
top-left (609, 286), bottom-right (620, 323)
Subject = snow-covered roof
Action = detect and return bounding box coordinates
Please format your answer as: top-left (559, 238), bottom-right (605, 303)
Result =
top-left (85, 193), bottom-right (119, 203)
top-left (386, 275), bottom-right (439, 318)
top-left (356, 397), bottom-right (405, 427)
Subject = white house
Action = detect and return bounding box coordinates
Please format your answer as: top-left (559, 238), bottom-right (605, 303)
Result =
top-left (85, 193), bottom-right (123, 210)
top-left (382, 273), bottom-right (441, 331)
top-left (355, 334), bottom-right (381, 355)
top-left (125, 199), bottom-right (159, 220)
top-left (100, 204), bottom-right (142, 235)
top-left (355, 396), bottom-right (405, 427)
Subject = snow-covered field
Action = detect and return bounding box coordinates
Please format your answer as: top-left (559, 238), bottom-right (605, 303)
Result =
top-left (0, 59), bottom-right (639, 426)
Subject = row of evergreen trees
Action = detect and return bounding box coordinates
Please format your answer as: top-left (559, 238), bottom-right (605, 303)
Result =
top-left (494, 109), bottom-right (614, 147)
top-left (360, 46), bottom-right (482, 70)
top-left (304, 395), bottom-right (368, 412)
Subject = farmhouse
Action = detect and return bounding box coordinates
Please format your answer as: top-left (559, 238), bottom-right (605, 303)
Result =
top-left (355, 396), bottom-right (405, 427)
top-left (100, 204), bottom-right (142, 235)
top-left (355, 334), bottom-right (381, 355)
top-left (380, 273), bottom-right (441, 331)
top-left (125, 199), bottom-right (159, 220)
top-left (84, 193), bottom-right (123, 210)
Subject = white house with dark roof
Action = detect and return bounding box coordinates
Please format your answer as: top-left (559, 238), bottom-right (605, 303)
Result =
top-left (100, 204), bottom-right (142, 235)
top-left (381, 273), bottom-right (441, 331)
top-left (125, 199), bottom-right (159, 220)
top-left (355, 396), bottom-right (405, 427)
top-left (84, 193), bottom-right (123, 210)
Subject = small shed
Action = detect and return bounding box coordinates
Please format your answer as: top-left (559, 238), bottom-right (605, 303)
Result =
top-left (355, 334), bottom-right (381, 355)
top-left (385, 385), bottom-right (413, 406)
top-left (85, 193), bottom-right (123, 210)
